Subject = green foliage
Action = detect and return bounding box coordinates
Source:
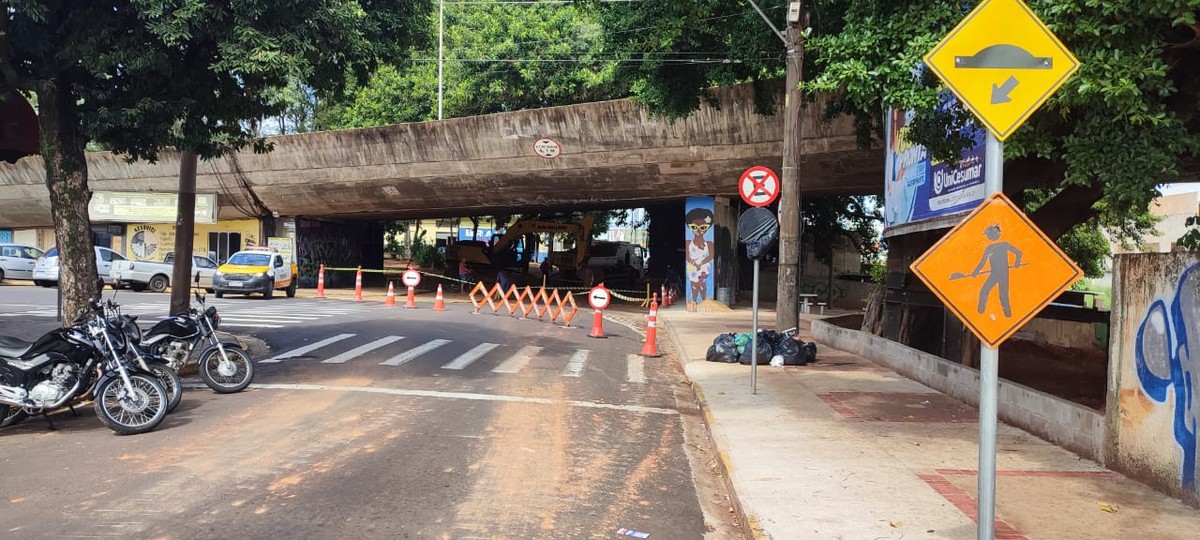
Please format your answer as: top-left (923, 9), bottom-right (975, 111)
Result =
top-left (1056, 221), bottom-right (1110, 279)
top-left (317, 0), bottom-right (625, 128)
top-left (1181, 214), bottom-right (1200, 251)
top-left (802, 195), bottom-right (883, 265)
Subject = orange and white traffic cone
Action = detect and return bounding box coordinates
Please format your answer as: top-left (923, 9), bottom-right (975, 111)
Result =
top-left (405, 284), bottom-right (417, 309)
top-left (433, 284), bottom-right (446, 311)
top-left (640, 294), bottom-right (661, 358)
top-left (385, 281), bottom-right (396, 307)
top-left (354, 266), bottom-right (363, 302)
top-left (660, 285), bottom-right (667, 309)
top-left (316, 264), bottom-right (327, 298)
top-left (588, 308), bottom-right (606, 339)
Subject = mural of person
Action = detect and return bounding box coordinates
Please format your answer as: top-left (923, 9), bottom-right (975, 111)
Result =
top-left (685, 206), bottom-right (715, 305)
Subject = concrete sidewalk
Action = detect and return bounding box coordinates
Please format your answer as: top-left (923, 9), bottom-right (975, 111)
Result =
top-left (659, 306), bottom-right (1200, 540)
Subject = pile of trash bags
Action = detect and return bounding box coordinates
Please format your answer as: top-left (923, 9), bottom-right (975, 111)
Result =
top-left (705, 330), bottom-right (817, 366)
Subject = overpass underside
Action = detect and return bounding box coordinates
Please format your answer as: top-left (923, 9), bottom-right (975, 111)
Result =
top-left (0, 84), bottom-right (882, 228)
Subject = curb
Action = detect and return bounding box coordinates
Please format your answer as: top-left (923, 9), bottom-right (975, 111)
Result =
top-left (659, 315), bottom-right (763, 540)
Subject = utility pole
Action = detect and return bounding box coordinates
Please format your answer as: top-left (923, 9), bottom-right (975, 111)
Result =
top-left (170, 150), bottom-right (198, 316)
top-left (777, 5), bottom-right (805, 332)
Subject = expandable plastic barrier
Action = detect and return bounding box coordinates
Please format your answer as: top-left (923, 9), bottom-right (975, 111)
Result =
top-left (469, 282), bottom-right (578, 327)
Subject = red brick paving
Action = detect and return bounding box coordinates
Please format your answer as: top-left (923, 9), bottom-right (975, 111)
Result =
top-left (918, 473), bottom-right (1028, 540)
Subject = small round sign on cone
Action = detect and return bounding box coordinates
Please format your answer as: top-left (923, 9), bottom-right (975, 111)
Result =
top-left (588, 285), bottom-right (610, 339)
top-left (402, 269), bottom-right (421, 309)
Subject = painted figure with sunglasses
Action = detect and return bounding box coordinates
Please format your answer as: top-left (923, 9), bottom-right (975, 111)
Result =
top-left (684, 207), bottom-right (716, 305)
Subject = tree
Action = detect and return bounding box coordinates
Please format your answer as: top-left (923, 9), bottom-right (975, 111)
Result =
top-left (316, 0), bottom-right (625, 128)
top-left (594, 0), bottom-right (1200, 250)
top-left (1, 0), bottom-right (431, 320)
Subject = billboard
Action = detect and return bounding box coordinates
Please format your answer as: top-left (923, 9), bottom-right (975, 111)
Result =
top-left (884, 96), bottom-right (988, 232)
top-left (89, 191), bottom-right (218, 224)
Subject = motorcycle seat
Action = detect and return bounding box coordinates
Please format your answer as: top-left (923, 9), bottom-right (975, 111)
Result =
top-left (0, 336), bottom-right (34, 358)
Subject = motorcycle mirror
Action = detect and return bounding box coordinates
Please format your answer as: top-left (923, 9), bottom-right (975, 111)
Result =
top-left (194, 271), bottom-right (201, 285)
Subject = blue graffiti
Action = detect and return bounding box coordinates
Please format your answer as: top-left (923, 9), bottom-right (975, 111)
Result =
top-left (1135, 262), bottom-right (1199, 496)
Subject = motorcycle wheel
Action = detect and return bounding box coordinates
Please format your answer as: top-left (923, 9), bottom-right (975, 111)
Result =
top-left (94, 373), bottom-right (169, 435)
top-left (147, 364), bottom-right (183, 413)
top-left (198, 345), bottom-right (254, 394)
top-left (1, 404), bottom-right (27, 428)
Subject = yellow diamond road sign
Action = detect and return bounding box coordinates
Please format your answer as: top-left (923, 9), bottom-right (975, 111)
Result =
top-left (924, 0), bottom-right (1079, 141)
top-left (910, 193), bottom-right (1082, 349)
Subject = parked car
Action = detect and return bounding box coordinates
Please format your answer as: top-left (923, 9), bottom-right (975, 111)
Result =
top-left (0, 243), bottom-right (44, 282)
top-left (32, 246), bottom-right (126, 289)
top-left (211, 247), bottom-right (298, 299)
top-left (110, 252), bottom-right (219, 293)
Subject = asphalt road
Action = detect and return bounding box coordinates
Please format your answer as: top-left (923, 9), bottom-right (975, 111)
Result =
top-left (0, 283), bottom-right (742, 539)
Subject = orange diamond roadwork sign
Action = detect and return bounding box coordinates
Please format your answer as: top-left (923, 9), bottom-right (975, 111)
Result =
top-left (911, 192), bottom-right (1082, 348)
top-left (924, 0), bottom-right (1079, 141)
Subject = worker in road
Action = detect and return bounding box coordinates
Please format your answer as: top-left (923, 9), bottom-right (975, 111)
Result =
top-left (968, 224), bottom-right (1023, 318)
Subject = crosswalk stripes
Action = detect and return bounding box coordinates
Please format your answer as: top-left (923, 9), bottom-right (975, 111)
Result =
top-left (492, 345), bottom-right (542, 374)
top-left (249, 333), bottom-right (645, 384)
top-left (380, 339), bottom-right (450, 367)
top-left (262, 333), bottom-right (357, 363)
top-left (322, 336), bottom-right (405, 364)
top-left (441, 343), bottom-right (500, 370)
top-left (562, 350), bottom-right (589, 378)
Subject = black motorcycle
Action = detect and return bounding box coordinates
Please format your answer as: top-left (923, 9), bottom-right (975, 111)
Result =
top-left (0, 301), bottom-right (170, 435)
top-left (141, 290), bottom-right (254, 393)
top-left (102, 300), bottom-right (184, 413)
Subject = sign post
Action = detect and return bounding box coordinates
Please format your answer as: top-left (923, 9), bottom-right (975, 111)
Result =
top-left (587, 285), bottom-right (611, 339)
top-left (738, 166), bottom-right (782, 395)
top-left (402, 269), bottom-right (422, 309)
top-left (922, 1), bottom-right (1079, 537)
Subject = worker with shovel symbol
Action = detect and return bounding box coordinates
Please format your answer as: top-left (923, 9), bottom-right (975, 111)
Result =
top-left (953, 224), bottom-right (1023, 319)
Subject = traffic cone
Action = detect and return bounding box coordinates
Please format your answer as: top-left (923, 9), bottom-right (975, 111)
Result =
top-left (316, 264), bottom-right (327, 298)
top-left (640, 294), bottom-right (661, 358)
top-left (660, 284), bottom-right (667, 309)
top-left (588, 309), bottom-right (606, 339)
top-left (405, 284), bottom-right (417, 309)
top-left (433, 284), bottom-right (446, 311)
top-left (354, 266), bottom-right (363, 302)
top-left (385, 281), bottom-right (396, 307)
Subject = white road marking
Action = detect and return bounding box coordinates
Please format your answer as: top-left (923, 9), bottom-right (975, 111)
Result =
top-left (322, 336), bottom-right (405, 364)
top-left (562, 349), bottom-right (589, 377)
top-left (380, 339), bottom-right (450, 366)
top-left (220, 322), bottom-right (285, 329)
top-left (492, 345), bottom-right (542, 373)
top-left (261, 333), bottom-right (356, 363)
top-left (227, 382), bottom-right (679, 416)
top-left (442, 343), bottom-right (500, 370)
top-left (626, 354), bottom-right (646, 384)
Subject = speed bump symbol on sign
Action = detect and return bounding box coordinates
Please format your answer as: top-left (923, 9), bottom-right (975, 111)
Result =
top-left (910, 192), bottom-right (1082, 349)
top-left (924, 0), bottom-right (1079, 140)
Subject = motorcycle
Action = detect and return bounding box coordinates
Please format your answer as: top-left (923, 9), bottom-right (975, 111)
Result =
top-left (102, 300), bottom-right (184, 413)
top-left (141, 289), bottom-right (254, 393)
top-left (0, 300), bottom-right (170, 435)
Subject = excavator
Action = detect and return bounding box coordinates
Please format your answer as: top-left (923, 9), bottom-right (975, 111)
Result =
top-left (445, 214), bottom-right (595, 280)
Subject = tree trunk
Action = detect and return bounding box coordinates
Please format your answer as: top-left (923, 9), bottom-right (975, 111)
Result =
top-left (37, 81), bottom-right (97, 325)
top-left (170, 151), bottom-right (198, 315)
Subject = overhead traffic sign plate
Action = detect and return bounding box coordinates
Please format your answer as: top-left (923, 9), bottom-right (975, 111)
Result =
top-left (402, 269), bottom-right (421, 287)
top-left (923, 0), bottom-right (1079, 141)
top-left (588, 286), bottom-right (611, 310)
top-left (738, 166), bottom-right (780, 208)
top-left (910, 192), bottom-right (1082, 348)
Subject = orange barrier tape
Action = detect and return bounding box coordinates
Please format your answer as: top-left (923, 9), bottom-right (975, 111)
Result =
top-left (560, 292), bottom-right (578, 327)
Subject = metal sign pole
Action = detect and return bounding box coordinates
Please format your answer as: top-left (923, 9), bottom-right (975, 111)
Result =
top-left (751, 258), bottom-right (760, 394)
top-left (978, 131), bottom-right (1004, 539)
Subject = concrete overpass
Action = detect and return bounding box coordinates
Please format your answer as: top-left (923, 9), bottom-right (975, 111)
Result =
top-left (0, 83), bottom-right (883, 228)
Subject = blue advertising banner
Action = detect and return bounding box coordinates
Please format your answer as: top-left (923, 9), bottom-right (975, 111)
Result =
top-left (458, 227), bottom-right (495, 242)
top-left (684, 196), bottom-right (716, 306)
top-left (884, 95), bottom-right (988, 231)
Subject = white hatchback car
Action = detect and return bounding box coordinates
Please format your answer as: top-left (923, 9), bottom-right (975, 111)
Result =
top-left (32, 246), bottom-right (126, 288)
top-left (0, 243), bottom-right (45, 282)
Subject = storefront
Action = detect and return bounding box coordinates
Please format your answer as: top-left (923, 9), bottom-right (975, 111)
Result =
top-left (88, 191), bottom-right (263, 264)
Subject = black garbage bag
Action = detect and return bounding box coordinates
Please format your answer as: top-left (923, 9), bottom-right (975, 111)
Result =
top-left (738, 335), bottom-right (773, 365)
top-left (774, 336), bottom-right (803, 365)
top-left (738, 207), bottom-right (780, 260)
top-left (706, 333), bottom-right (740, 363)
top-left (801, 341), bottom-right (818, 364)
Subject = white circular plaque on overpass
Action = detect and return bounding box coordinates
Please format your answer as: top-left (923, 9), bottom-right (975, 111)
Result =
top-left (588, 286), bottom-right (611, 310)
top-left (533, 137), bottom-right (562, 159)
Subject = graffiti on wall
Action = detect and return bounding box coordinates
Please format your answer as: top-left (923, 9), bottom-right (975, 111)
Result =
top-left (684, 196), bottom-right (715, 306)
top-left (1134, 262), bottom-right (1200, 496)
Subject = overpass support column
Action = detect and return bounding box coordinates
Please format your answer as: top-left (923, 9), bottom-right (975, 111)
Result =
top-left (777, 17), bottom-right (805, 331)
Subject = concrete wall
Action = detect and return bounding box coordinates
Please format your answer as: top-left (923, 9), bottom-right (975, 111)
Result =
top-left (812, 316), bottom-right (1106, 462)
top-left (1107, 252), bottom-right (1200, 506)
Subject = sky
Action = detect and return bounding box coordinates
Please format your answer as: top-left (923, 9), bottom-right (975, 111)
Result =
top-left (1159, 183), bottom-right (1200, 196)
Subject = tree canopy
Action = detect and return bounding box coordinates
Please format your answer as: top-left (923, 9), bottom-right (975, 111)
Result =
top-left (594, 0), bottom-right (1200, 248)
top-left (1, 0), bottom-right (431, 319)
